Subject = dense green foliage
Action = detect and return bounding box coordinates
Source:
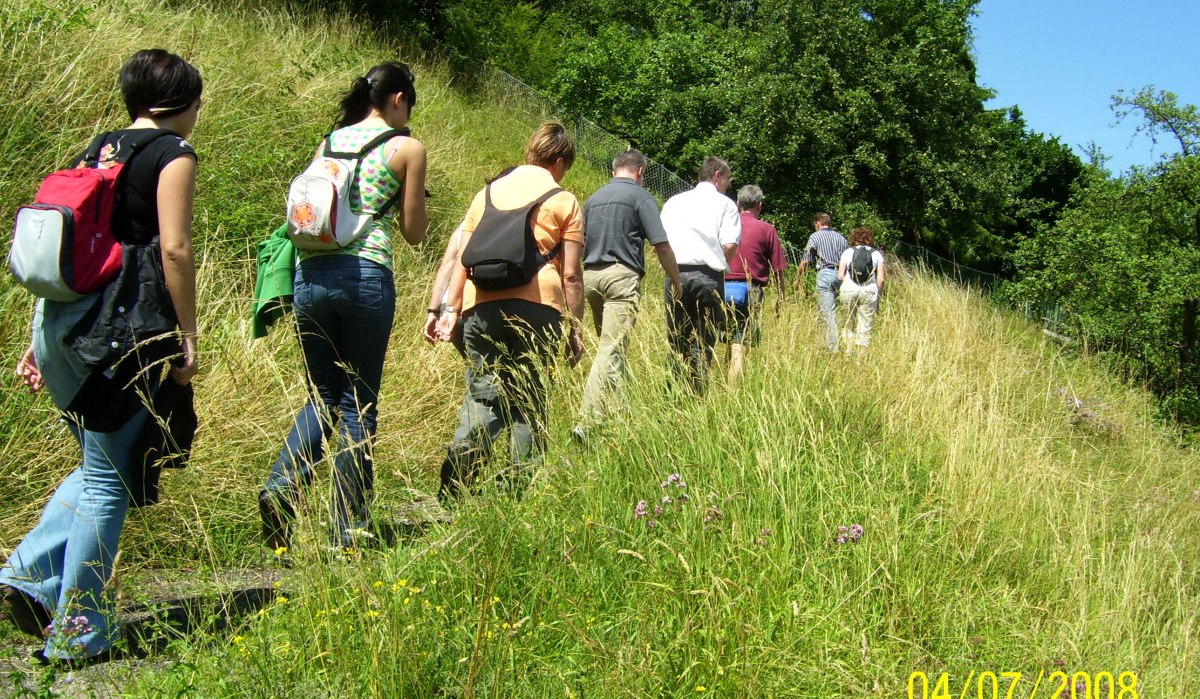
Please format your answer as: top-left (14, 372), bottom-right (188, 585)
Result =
top-left (418, 0), bottom-right (1083, 273)
top-left (1004, 89), bottom-right (1200, 426)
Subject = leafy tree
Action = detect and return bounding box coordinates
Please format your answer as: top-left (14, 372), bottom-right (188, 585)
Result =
top-left (1006, 89), bottom-right (1200, 425)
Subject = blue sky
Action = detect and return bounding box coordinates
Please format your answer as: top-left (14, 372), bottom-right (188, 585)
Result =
top-left (971, 0), bottom-right (1200, 175)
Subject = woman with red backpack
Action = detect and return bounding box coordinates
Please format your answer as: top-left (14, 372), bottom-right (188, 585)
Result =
top-left (4, 49), bottom-right (202, 665)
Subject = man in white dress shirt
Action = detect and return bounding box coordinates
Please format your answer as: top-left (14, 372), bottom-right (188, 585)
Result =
top-left (659, 156), bottom-right (741, 394)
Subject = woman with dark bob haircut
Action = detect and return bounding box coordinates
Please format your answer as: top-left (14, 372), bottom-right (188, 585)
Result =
top-left (4, 49), bottom-right (202, 664)
top-left (259, 62), bottom-right (428, 552)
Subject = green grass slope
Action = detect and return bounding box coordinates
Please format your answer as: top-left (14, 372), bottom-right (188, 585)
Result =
top-left (1, 1), bottom-right (1198, 697)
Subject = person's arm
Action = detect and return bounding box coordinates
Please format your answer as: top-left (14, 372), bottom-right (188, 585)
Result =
top-left (719, 203), bottom-right (741, 265)
top-left (875, 255), bottom-right (885, 296)
top-left (639, 194), bottom-right (681, 298)
top-left (435, 241), bottom-right (468, 342)
top-left (560, 239), bottom-right (586, 366)
top-left (388, 137), bottom-right (428, 246)
top-left (653, 241), bottom-right (682, 299)
top-left (424, 226), bottom-right (463, 343)
top-left (158, 155), bottom-right (199, 385)
top-left (838, 251), bottom-right (849, 283)
top-left (770, 228), bottom-right (787, 301)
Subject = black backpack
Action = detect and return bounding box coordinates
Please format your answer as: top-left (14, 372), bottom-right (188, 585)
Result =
top-left (849, 245), bottom-right (876, 284)
top-left (461, 184), bottom-right (564, 291)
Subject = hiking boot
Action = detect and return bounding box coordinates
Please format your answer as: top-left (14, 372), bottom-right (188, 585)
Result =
top-left (1, 584), bottom-right (51, 639)
top-left (258, 490), bottom-right (294, 551)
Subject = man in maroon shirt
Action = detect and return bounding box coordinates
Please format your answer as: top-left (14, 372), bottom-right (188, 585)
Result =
top-left (725, 185), bottom-right (788, 381)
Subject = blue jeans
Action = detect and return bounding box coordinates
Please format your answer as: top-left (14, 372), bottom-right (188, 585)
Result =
top-left (815, 268), bottom-right (841, 352)
top-left (264, 255), bottom-right (395, 546)
top-left (2, 297), bottom-right (151, 660)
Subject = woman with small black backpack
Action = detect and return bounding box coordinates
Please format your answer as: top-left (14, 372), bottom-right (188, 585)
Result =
top-left (837, 226), bottom-right (886, 351)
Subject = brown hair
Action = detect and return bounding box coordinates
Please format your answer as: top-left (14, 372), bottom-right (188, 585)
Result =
top-left (525, 122), bottom-right (576, 168)
top-left (849, 227), bottom-right (876, 246)
top-left (813, 212), bottom-right (832, 228)
top-left (699, 156), bottom-right (730, 182)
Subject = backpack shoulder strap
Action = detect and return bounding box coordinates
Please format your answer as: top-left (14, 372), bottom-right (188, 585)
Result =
top-left (81, 132), bottom-right (112, 166)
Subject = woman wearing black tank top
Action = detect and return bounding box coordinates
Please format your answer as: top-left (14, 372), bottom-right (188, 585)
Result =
top-left (4, 49), bottom-right (201, 665)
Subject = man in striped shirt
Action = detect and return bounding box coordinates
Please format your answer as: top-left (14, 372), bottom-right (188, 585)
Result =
top-left (796, 212), bottom-right (848, 352)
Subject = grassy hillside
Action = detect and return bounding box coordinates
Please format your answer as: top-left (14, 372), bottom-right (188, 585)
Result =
top-left (2, 1), bottom-right (1199, 697)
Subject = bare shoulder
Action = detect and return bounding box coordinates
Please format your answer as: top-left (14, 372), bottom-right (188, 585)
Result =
top-left (389, 135), bottom-right (426, 161)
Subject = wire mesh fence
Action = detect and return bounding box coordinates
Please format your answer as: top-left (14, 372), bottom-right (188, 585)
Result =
top-left (471, 63), bottom-right (691, 202)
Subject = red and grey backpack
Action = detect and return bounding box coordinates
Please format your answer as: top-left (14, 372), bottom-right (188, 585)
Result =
top-left (10, 130), bottom-right (175, 301)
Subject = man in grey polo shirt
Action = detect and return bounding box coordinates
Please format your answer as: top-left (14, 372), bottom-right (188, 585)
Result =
top-left (575, 150), bottom-right (682, 436)
top-left (797, 212), bottom-right (848, 352)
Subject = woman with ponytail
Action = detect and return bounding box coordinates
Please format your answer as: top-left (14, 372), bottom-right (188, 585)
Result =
top-left (259, 62), bottom-right (428, 552)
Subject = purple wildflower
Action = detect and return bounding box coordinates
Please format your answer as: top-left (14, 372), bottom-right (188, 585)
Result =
top-left (835, 524), bottom-right (865, 545)
top-left (634, 500), bottom-right (649, 519)
top-left (654, 505), bottom-right (665, 516)
top-left (661, 495), bottom-right (673, 505)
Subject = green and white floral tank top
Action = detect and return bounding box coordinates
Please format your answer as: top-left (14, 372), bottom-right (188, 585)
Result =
top-left (298, 124), bottom-right (404, 270)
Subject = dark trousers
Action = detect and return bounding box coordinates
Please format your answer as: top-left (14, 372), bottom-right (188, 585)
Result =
top-left (440, 299), bottom-right (562, 500)
top-left (665, 266), bottom-right (725, 395)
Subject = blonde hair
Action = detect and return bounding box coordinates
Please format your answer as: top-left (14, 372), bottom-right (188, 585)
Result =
top-left (525, 122), bottom-right (576, 168)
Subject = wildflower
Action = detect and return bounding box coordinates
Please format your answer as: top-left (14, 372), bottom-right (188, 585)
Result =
top-left (274, 546), bottom-right (289, 557)
top-left (834, 524), bottom-right (864, 545)
top-left (231, 635), bottom-right (244, 645)
top-left (646, 519), bottom-right (658, 529)
top-left (662, 495), bottom-right (673, 505)
top-left (704, 505), bottom-right (723, 524)
top-left (373, 580), bottom-right (384, 588)
top-left (654, 505), bottom-right (665, 516)
top-left (679, 493), bottom-right (691, 502)
top-left (695, 686), bottom-right (707, 693)
top-left (398, 578), bottom-right (408, 587)
top-left (634, 500), bottom-right (649, 519)
top-left (760, 528), bottom-right (772, 538)
top-left (661, 474), bottom-right (681, 488)
top-left (276, 595), bottom-right (290, 605)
